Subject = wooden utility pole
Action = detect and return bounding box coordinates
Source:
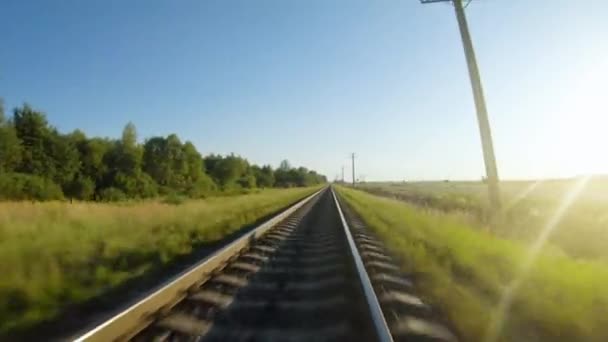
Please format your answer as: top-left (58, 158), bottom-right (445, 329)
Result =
top-left (420, 0), bottom-right (502, 216)
top-left (351, 153), bottom-right (356, 187)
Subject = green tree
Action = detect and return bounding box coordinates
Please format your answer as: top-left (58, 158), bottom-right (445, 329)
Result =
top-left (143, 136), bottom-right (171, 186)
top-left (12, 104), bottom-right (79, 191)
top-left (203, 154), bottom-right (222, 180)
top-left (204, 154), bottom-right (249, 189)
top-left (103, 123), bottom-right (156, 198)
top-left (274, 160), bottom-right (293, 187)
top-left (65, 175), bottom-right (95, 200)
top-left (182, 141), bottom-right (204, 183)
top-left (47, 131), bottom-right (80, 191)
top-left (122, 122), bottom-right (137, 148)
top-left (307, 170), bottom-right (326, 185)
top-left (0, 101), bottom-right (22, 172)
top-left (181, 141), bottom-right (217, 196)
top-left (237, 173), bottom-right (256, 189)
top-left (166, 134), bottom-right (187, 188)
top-left (273, 161), bottom-right (325, 187)
top-left (142, 135), bottom-right (205, 193)
top-left (13, 104), bottom-right (54, 176)
top-left (109, 123), bottom-right (143, 176)
top-left (78, 138), bottom-right (111, 187)
top-left (0, 101), bottom-right (327, 200)
top-left (279, 159), bottom-right (291, 171)
top-left (0, 98), bottom-right (4, 123)
top-left (252, 164), bottom-right (275, 188)
top-left (0, 173), bottom-right (64, 200)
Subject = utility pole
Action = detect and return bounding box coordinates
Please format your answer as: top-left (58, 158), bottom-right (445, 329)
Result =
top-left (351, 153), bottom-right (356, 187)
top-left (341, 165), bottom-right (345, 183)
top-left (420, 0), bottom-right (502, 217)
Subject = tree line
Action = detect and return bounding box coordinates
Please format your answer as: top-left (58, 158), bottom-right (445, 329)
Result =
top-left (0, 101), bottom-right (326, 201)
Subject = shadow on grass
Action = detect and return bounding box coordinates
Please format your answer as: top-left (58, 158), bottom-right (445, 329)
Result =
top-left (5, 200), bottom-right (298, 342)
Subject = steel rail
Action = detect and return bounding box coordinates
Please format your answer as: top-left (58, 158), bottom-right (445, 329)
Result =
top-left (331, 187), bottom-right (394, 342)
top-left (74, 187), bottom-right (326, 342)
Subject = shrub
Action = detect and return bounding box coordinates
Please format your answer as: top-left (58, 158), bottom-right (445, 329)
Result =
top-left (0, 173), bottom-right (64, 201)
top-left (162, 192), bottom-right (187, 205)
top-left (135, 172), bottom-right (158, 198)
top-left (111, 172), bottom-right (158, 199)
top-left (185, 174), bottom-right (218, 198)
top-left (99, 187), bottom-right (127, 202)
top-left (237, 174), bottom-right (256, 189)
top-left (65, 176), bottom-right (95, 200)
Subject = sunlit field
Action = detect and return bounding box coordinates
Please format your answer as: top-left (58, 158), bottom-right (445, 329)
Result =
top-left (358, 177), bottom-right (608, 261)
top-left (0, 187), bottom-right (318, 336)
top-left (337, 186), bottom-right (608, 342)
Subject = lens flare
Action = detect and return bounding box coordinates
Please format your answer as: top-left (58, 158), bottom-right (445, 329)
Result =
top-left (503, 180), bottom-right (541, 211)
top-left (484, 175), bottom-right (591, 342)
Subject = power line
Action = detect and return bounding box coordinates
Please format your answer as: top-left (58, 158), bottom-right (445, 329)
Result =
top-left (420, 0), bottom-right (471, 5)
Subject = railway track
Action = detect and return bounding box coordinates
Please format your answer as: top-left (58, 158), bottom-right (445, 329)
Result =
top-left (75, 187), bottom-right (457, 342)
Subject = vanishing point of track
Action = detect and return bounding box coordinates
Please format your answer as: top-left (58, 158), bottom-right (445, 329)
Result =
top-left (75, 187), bottom-right (457, 342)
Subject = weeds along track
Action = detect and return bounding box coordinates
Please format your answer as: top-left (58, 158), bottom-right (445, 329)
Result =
top-left (335, 194), bottom-right (458, 342)
top-left (76, 188), bottom-right (456, 342)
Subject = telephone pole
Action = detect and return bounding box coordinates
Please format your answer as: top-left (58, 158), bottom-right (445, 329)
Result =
top-left (341, 165), bottom-right (345, 183)
top-left (420, 0), bottom-right (502, 217)
top-left (351, 153), bottom-right (356, 187)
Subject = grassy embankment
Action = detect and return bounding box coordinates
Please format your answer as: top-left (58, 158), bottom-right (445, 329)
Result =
top-left (337, 186), bottom-right (608, 342)
top-left (359, 178), bottom-right (608, 261)
top-left (0, 186), bottom-right (319, 335)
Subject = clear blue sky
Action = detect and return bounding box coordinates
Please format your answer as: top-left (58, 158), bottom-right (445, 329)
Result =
top-left (2, 0), bottom-right (607, 181)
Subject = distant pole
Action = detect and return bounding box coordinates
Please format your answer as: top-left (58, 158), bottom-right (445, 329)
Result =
top-left (351, 153), bottom-right (356, 187)
top-left (420, 0), bottom-right (502, 217)
top-left (342, 165), bottom-right (345, 183)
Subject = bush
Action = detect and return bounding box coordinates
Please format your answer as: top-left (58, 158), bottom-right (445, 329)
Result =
top-left (112, 172), bottom-right (158, 199)
top-left (162, 192), bottom-right (187, 205)
top-left (65, 176), bottom-right (95, 200)
top-left (157, 185), bottom-right (172, 196)
top-left (237, 174), bottom-right (256, 189)
top-left (135, 172), bottom-right (158, 198)
top-left (99, 187), bottom-right (127, 202)
top-left (185, 174), bottom-right (217, 198)
top-left (0, 173), bottom-right (64, 201)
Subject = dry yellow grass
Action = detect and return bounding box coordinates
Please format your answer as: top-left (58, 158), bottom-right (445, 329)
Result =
top-left (0, 186), bottom-right (319, 335)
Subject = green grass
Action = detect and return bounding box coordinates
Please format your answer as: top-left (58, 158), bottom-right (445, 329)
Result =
top-left (337, 186), bottom-right (608, 342)
top-left (358, 178), bottom-right (608, 261)
top-left (0, 186), bottom-right (319, 335)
